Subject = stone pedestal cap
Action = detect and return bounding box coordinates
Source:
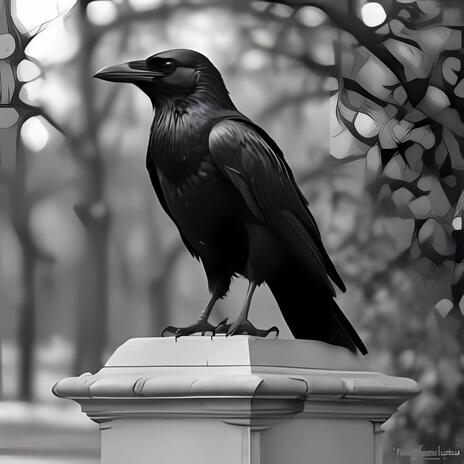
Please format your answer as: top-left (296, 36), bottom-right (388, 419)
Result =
top-left (53, 336), bottom-right (419, 424)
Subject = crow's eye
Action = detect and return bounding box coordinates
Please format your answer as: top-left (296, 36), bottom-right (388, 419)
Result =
top-left (147, 57), bottom-right (176, 70)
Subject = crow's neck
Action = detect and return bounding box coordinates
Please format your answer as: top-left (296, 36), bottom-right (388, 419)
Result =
top-left (149, 95), bottom-right (236, 183)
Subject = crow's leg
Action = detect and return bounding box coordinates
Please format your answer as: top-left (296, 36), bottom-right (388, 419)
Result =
top-left (161, 290), bottom-right (228, 339)
top-left (227, 282), bottom-right (279, 338)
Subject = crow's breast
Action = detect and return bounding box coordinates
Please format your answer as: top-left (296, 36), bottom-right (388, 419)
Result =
top-left (157, 158), bottom-right (248, 258)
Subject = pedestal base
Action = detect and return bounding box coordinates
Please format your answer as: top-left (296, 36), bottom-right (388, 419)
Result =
top-left (53, 336), bottom-right (419, 464)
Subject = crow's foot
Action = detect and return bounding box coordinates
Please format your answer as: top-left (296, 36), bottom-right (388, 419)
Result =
top-left (227, 319), bottom-right (279, 338)
top-left (161, 318), bottom-right (228, 339)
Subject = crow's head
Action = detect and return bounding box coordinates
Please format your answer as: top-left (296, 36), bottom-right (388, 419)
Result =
top-left (94, 48), bottom-right (233, 108)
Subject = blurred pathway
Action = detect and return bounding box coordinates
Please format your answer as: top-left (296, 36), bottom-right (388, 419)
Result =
top-left (0, 401), bottom-right (99, 463)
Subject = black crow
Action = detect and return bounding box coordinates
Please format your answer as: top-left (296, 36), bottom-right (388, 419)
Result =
top-left (95, 49), bottom-right (367, 354)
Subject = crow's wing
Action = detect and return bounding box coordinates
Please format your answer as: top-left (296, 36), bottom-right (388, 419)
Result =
top-left (208, 118), bottom-right (345, 294)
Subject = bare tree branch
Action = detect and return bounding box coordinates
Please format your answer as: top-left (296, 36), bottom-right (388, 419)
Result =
top-left (269, 0), bottom-right (417, 105)
top-left (296, 153), bottom-right (365, 185)
top-left (251, 41), bottom-right (338, 76)
top-left (256, 89), bottom-right (334, 121)
top-left (94, 0), bottom-right (249, 37)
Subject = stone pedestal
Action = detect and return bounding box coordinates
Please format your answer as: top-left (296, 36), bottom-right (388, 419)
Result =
top-left (53, 336), bottom-right (419, 464)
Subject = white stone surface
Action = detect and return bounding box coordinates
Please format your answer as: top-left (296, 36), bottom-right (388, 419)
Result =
top-left (54, 336), bottom-right (419, 464)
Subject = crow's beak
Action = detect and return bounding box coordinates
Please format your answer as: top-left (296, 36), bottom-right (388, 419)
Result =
top-left (94, 60), bottom-right (165, 83)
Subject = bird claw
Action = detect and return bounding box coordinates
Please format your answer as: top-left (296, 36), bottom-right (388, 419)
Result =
top-left (161, 326), bottom-right (178, 337)
top-left (161, 320), bottom-right (218, 339)
top-left (214, 318), bottom-right (231, 334)
top-left (227, 319), bottom-right (279, 338)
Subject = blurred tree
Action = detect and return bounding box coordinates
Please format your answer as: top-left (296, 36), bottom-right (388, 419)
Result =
top-left (70, 0), bottom-right (113, 375)
top-left (0, 0), bottom-right (58, 400)
top-left (244, 0), bottom-right (464, 450)
top-left (332, 0), bottom-right (464, 351)
top-left (329, 0), bottom-right (464, 448)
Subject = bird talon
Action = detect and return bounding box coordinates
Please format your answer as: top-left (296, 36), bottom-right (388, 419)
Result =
top-left (215, 318), bottom-right (231, 334)
top-left (161, 326), bottom-right (177, 337)
top-left (227, 319), bottom-right (280, 338)
top-left (266, 326), bottom-right (279, 339)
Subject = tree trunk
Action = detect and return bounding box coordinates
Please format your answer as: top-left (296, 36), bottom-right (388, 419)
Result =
top-left (18, 240), bottom-right (36, 401)
top-left (74, 205), bottom-right (110, 374)
top-left (10, 159), bottom-right (37, 401)
top-left (0, 0), bottom-right (37, 401)
top-left (73, 3), bottom-right (111, 374)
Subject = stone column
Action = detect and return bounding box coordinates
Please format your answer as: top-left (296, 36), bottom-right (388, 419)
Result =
top-left (53, 336), bottom-right (419, 464)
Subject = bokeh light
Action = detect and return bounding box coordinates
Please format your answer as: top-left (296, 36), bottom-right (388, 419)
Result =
top-left (16, 59), bottom-right (41, 82)
top-left (361, 2), bottom-right (387, 27)
top-left (25, 17), bottom-right (80, 65)
top-left (20, 116), bottom-right (50, 152)
top-left (296, 6), bottom-right (327, 28)
top-left (86, 1), bottom-right (118, 26)
top-left (13, 0), bottom-right (76, 32)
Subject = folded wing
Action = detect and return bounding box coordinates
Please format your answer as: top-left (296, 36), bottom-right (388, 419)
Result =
top-left (208, 118), bottom-right (345, 294)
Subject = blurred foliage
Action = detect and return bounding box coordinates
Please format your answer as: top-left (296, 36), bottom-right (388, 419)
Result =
top-left (0, 0), bottom-right (463, 459)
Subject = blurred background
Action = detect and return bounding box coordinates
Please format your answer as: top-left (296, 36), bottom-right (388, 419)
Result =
top-left (1, 0), bottom-right (464, 462)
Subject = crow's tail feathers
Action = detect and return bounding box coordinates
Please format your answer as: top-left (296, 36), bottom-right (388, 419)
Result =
top-left (267, 264), bottom-right (368, 355)
top-left (328, 299), bottom-right (368, 355)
